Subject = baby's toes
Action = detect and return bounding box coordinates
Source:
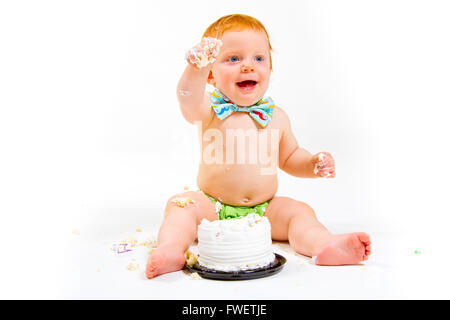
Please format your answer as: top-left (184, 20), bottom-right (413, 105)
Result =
top-left (365, 245), bottom-right (372, 257)
top-left (356, 232), bottom-right (371, 245)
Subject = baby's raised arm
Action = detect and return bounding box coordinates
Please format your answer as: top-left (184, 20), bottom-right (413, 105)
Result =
top-left (176, 37), bottom-right (222, 124)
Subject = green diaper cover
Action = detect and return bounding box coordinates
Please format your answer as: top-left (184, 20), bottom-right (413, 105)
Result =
top-left (197, 189), bottom-right (270, 220)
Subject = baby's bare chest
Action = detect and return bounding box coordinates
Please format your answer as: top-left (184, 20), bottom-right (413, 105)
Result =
top-left (198, 113), bottom-right (281, 166)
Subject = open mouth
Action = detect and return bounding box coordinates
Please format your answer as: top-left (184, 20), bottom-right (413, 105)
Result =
top-left (236, 80), bottom-right (258, 90)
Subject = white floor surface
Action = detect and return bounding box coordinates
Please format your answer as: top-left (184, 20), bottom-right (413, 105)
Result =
top-left (62, 204), bottom-right (449, 300)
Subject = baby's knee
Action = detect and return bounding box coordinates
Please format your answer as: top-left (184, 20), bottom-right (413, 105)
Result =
top-left (168, 193), bottom-right (196, 208)
top-left (165, 192), bottom-right (196, 212)
top-left (164, 192), bottom-right (204, 219)
top-left (164, 191), bottom-right (216, 224)
top-left (277, 198), bottom-right (316, 220)
top-left (293, 201), bottom-right (316, 219)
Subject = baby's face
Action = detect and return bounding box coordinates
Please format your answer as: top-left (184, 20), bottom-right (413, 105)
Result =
top-left (209, 29), bottom-right (271, 106)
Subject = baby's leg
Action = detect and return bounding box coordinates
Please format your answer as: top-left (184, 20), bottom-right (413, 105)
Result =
top-left (146, 191), bottom-right (217, 279)
top-left (265, 196), bottom-right (371, 265)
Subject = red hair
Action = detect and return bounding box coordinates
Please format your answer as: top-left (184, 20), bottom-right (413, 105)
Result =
top-left (202, 14), bottom-right (273, 70)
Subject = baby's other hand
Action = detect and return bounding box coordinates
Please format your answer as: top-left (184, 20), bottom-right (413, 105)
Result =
top-left (185, 37), bottom-right (223, 69)
top-left (312, 152), bottom-right (335, 178)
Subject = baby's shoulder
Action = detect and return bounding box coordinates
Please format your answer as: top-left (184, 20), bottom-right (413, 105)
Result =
top-left (272, 105), bottom-right (291, 127)
top-left (273, 105), bottom-right (289, 118)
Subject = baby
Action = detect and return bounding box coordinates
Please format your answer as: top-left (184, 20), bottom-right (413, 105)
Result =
top-left (146, 14), bottom-right (371, 278)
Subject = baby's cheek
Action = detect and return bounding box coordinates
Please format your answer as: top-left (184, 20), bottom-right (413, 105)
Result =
top-left (218, 68), bottom-right (236, 82)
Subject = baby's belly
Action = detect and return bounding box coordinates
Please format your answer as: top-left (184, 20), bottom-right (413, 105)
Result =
top-left (197, 163), bottom-right (278, 206)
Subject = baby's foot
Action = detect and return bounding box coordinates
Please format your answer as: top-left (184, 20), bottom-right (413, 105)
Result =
top-left (145, 245), bottom-right (186, 279)
top-left (313, 232), bottom-right (371, 266)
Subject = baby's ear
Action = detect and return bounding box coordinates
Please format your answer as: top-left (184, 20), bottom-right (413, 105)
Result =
top-left (207, 71), bottom-right (216, 86)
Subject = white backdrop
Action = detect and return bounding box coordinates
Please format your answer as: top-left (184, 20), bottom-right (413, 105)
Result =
top-left (1, 0), bottom-right (449, 298)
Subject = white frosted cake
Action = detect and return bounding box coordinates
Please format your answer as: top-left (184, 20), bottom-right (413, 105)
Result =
top-left (197, 213), bottom-right (275, 272)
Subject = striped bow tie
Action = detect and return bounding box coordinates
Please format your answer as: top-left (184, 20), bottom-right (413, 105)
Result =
top-left (211, 89), bottom-right (275, 127)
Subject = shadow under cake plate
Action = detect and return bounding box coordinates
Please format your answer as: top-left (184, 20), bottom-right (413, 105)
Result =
top-left (185, 253), bottom-right (286, 280)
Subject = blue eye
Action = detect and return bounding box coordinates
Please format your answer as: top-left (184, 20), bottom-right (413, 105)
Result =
top-left (255, 56), bottom-right (264, 62)
top-left (228, 56), bottom-right (239, 62)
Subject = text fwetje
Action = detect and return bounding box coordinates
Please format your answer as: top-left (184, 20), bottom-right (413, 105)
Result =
top-left (182, 304), bottom-right (267, 317)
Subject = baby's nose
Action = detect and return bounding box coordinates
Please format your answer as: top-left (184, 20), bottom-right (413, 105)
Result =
top-left (240, 64), bottom-right (255, 73)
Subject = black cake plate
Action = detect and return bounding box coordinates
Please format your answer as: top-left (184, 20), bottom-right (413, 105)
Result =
top-left (185, 253), bottom-right (286, 280)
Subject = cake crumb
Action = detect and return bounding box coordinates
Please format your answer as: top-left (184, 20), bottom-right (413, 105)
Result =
top-left (185, 250), bottom-right (199, 267)
top-left (121, 236), bottom-right (138, 247)
top-left (191, 272), bottom-right (202, 280)
top-left (139, 239), bottom-right (157, 250)
top-left (127, 260), bottom-right (139, 271)
top-left (172, 197), bottom-right (195, 208)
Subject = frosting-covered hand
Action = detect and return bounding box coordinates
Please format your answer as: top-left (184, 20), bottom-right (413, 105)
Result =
top-left (312, 152), bottom-right (335, 178)
top-left (185, 37), bottom-right (223, 69)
